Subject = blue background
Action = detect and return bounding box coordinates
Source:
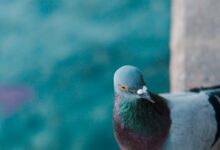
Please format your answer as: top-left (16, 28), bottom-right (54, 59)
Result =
top-left (0, 0), bottom-right (170, 149)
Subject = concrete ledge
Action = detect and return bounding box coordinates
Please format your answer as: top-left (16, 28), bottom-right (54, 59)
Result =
top-left (170, 0), bottom-right (220, 92)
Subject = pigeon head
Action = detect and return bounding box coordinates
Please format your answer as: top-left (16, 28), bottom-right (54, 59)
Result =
top-left (114, 65), bottom-right (155, 103)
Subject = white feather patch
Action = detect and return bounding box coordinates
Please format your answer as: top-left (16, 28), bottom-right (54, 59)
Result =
top-left (137, 86), bottom-right (147, 94)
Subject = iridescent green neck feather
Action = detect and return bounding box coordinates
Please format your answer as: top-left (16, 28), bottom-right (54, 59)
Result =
top-left (118, 93), bottom-right (171, 136)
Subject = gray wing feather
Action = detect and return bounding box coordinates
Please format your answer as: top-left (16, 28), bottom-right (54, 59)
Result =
top-left (160, 92), bottom-right (217, 150)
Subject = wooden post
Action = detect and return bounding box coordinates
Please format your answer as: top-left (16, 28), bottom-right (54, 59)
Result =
top-left (170, 0), bottom-right (220, 149)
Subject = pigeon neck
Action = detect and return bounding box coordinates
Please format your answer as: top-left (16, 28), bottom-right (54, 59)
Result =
top-left (115, 92), bottom-right (171, 137)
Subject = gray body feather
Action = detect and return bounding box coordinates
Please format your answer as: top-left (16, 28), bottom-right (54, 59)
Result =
top-left (161, 92), bottom-right (217, 150)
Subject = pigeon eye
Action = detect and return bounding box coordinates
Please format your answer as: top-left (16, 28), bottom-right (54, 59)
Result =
top-left (120, 85), bottom-right (128, 91)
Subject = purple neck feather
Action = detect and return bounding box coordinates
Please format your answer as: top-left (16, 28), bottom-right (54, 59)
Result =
top-left (113, 92), bottom-right (171, 150)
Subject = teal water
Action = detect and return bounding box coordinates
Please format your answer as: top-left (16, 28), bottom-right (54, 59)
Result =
top-left (0, 0), bottom-right (170, 149)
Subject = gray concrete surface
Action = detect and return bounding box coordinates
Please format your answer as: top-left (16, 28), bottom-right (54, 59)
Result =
top-left (170, 0), bottom-right (220, 93)
top-left (170, 0), bottom-right (220, 149)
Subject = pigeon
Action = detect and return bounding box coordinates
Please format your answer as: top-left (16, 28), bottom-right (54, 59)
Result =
top-left (113, 65), bottom-right (220, 150)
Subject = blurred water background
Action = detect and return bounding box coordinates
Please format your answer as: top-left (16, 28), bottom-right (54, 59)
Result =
top-left (0, 0), bottom-right (170, 149)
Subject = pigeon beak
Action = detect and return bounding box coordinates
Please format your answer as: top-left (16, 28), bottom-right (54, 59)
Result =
top-left (137, 86), bottom-right (155, 103)
top-left (139, 93), bottom-right (155, 103)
